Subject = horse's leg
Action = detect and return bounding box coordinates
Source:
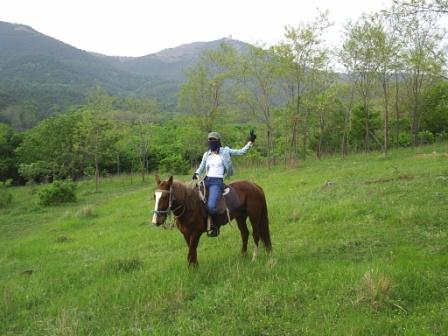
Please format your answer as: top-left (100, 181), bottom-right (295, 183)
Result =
top-left (236, 215), bottom-right (249, 256)
top-left (248, 214), bottom-right (260, 262)
top-left (182, 233), bottom-right (190, 246)
top-left (187, 232), bottom-right (201, 267)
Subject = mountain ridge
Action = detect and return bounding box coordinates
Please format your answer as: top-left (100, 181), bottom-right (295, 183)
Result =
top-left (0, 21), bottom-right (250, 129)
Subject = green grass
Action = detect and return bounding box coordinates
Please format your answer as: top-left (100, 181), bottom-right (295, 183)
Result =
top-left (1, 144), bottom-right (448, 335)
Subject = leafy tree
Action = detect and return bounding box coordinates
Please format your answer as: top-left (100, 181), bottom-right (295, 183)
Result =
top-left (274, 11), bottom-right (332, 161)
top-left (390, 1), bottom-right (446, 145)
top-left (233, 45), bottom-right (280, 165)
top-left (368, 13), bottom-right (402, 155)
top-left (340, 15), bottom-right (381, 152)
top-left (178, 43), bottom-right (237, 132)
top-left (0, 123), bottom-right (21, 182)
top-left (74, 88), bottom-right (115, 191)
top-left (16, 112), bottom-right (81, 182)
top-left (123, 97), bottom-right (159, 181)
top-left (394, 0), bottom-right (448, 14)
top-left (349, 105), bottom-right (382, 151)
top-left (421, 82), bottom-right (448, 135)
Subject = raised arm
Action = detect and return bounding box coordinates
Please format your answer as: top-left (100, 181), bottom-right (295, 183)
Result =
top-left (228, 129), bottom-right (256, 156)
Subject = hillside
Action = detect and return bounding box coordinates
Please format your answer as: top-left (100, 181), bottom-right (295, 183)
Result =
top-left (0, 21), bottom-right (250, 129)
top-left (1, 143), bottom-right (447, 334)
top-left (97, 38), bottom-right (250, 81)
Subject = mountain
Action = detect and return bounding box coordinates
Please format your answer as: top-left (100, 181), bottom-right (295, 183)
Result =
top-left (0, 21), bottom-right (250, 129)
top-left (0, 21), bottom-right (157, 128)
top-left (96, 38), bottom-right (250, 81)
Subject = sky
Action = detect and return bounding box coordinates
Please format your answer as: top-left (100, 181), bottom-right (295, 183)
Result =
top-left (2, 0), bottom-right (393, 57)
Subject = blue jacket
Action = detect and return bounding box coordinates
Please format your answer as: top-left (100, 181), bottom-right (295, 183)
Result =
top-left (195, 142), bottom-right (252, 178)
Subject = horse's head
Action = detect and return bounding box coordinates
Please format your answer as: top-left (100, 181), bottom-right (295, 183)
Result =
top-left (152, 175), bottom-right (173, 226)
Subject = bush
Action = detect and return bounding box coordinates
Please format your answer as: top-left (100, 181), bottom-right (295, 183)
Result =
top-left (397, 133), bottom-right (411, 147)
top-left (0, 183), bottom-right (13, 208)
top-left (436, 131), bottom-right (448, 142)
top-left (38, 180), bottom-right (77, 206)
top-left (417, 130), bottom-right (435, 145)
top-left (159, 154), bottom-right (190, 175)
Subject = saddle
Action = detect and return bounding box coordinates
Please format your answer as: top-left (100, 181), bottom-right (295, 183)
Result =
top-left (199, 185), bottom-right (242, 218)
top-left (216, 186), bottom-right (241, 214)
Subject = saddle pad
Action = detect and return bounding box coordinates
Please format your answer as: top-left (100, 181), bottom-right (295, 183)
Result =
top-left (216, 186), bottom-right (241, 214)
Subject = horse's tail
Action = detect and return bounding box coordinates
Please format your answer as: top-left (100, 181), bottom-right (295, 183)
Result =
top-left (256, 184), bottom-right (272, 252)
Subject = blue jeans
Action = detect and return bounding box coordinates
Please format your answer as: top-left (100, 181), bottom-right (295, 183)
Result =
top-left (205, 177), bottom-right (224, 215)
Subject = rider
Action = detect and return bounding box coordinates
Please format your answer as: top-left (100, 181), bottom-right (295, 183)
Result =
top-left (192, 130), bottom-right (256, 237)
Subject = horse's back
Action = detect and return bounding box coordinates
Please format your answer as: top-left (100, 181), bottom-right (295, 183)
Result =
top-left (229, 180), bottom-right (266, 205)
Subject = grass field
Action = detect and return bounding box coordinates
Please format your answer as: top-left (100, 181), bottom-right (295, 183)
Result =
top-left (1, 143), bottom-right (448, 335)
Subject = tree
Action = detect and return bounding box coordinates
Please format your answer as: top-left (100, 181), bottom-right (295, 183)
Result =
top-left (393, 0), bottom-right (448, 14)
top-left (340, 15), bottom-right (382, 152)
top-left (16, 112), bottom-right (82, 182)
top-left (178, 43), bottom-right (237, 133)
top-left (74, 88), bottom-right (115, 191)
top-left (0, 123), bottom-right (21, 183)
top-left (233, 45), bottom-right (280, 165)
top-left (394, 3), bottom-right (445, 145)
top-left (421, 82), bottom-right (448, 135)
top-left (274, 11), bottom-right (332, 162)
top-left (124, 97), bottom-right (158, 182)
top-left (369, 13), bottom-right (402, 155)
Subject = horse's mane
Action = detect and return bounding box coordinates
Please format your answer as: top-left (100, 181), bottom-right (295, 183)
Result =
top-left (172, 181), bottom-right (202, 210)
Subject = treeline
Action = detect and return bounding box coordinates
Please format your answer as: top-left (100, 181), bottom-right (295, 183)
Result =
top-left (1, 0), bottom-right (447, 185)
top-left (177, 2), bottom-right (448, 164)
top-left (0, 88), bottom-right (256, 186)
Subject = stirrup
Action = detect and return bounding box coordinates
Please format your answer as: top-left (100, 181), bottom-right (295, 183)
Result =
top-left (207, 226), bottom-right (219, 237)
top-left (206, 215), bottom-right (219, 237)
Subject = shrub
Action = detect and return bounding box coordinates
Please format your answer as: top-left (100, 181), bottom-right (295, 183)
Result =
top-left (417, 130), bottom-right (435, 145)
top-left (436, 131), bottom-right (448, 142)
top-left (354, 269), bottom-right (395, 310)
top-left (159, 154), bottom-right (190, 175)
top-left (77, 206), bottom-right (95, 218)
top-left (397, 133), bottom-right (411, 147)
top-left (38, 180), bottom-right (77, 206)
top-left (0, 179), bottom-right (13, 208)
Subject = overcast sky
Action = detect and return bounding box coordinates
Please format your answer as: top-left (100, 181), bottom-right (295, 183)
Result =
top-left (2, 0), bottom-right (394, 56)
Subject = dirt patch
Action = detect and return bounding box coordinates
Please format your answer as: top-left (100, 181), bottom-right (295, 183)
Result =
top-left (365, 175), bottom-right (414, 184)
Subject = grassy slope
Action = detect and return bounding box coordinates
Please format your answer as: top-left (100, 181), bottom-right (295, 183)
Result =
top-left (1, 144), bottom-right (448, 335)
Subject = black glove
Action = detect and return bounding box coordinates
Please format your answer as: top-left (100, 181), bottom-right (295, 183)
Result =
top-left (248, 129), bottom-right (256, 142)
top-left (192, 173), bottom-right (198, 180)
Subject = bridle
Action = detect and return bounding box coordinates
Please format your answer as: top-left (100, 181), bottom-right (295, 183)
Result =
top-left (152, 185), bottom-right (185, 218)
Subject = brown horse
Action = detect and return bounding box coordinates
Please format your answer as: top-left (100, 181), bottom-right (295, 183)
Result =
top-left (152, 175), bottom-right (272, 266)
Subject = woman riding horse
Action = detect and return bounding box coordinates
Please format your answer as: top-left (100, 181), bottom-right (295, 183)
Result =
top-left (192, 130), bottom-right (256, 237)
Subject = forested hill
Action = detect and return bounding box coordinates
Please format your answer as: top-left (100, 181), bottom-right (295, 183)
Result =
top-left (95, 38), bottom-right (250, 81)
top-left (0, 21), bottom-right (247, 129)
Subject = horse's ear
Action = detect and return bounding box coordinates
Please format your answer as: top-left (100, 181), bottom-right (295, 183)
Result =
top-left (168, 176), bottom-right (173, 185)
top-left (155, 174), bottom-right (161, 186)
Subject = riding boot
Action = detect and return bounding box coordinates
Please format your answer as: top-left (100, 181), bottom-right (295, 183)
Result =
top-left (207, 214), bottom-right (220, 237)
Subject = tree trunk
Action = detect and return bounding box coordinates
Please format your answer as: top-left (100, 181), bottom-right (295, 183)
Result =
top-left (382, 76), bottom-right (389, 156)
top-left (317, 113), bottom-right (324, 160)
top-left (267, 125), bottom-right (273, 167)
top-left (116, 152), bottom-right (120, 176)
top-left (394, 73), bottom-right (400, 147)
top-left (95, 155), bottom-right (99, 192)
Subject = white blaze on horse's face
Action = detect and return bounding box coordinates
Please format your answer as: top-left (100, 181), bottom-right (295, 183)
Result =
top-left (152, 191), bottom-right (163, 225)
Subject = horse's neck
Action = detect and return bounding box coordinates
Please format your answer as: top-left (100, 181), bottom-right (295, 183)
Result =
top-left (173, 182), bottom-right (199, 208)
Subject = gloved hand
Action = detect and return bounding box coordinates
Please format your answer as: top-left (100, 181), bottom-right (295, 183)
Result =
top-left (248, 129), bottom-right (256, 142)
top-left (192, 173), bottom-right (198, 180)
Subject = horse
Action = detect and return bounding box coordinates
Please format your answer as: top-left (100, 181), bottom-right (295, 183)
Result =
top-left (151, 175), bottom-right (272, 266)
